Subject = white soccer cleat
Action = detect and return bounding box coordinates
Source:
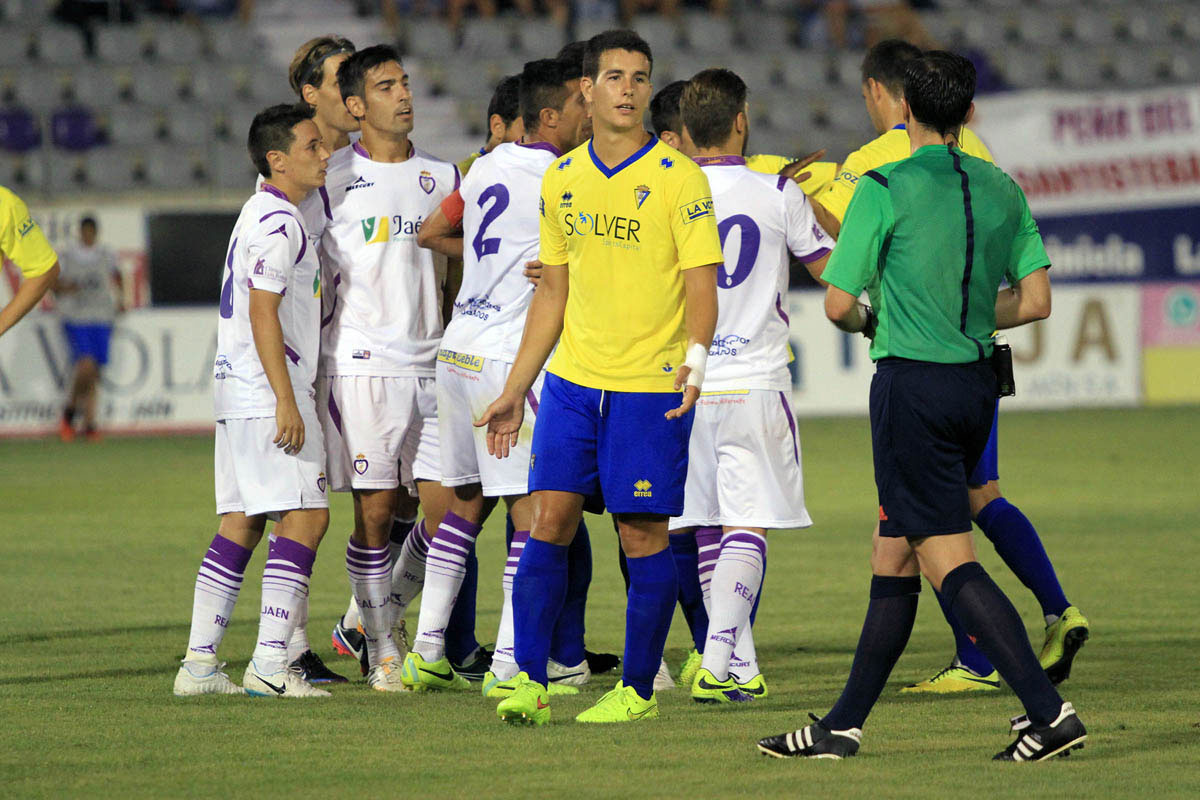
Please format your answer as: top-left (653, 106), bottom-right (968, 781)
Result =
top-left (242, 660), bottom-right (331, 698)
top-left (173, 658), bottom-right (245, 697)
top-left (367, 656), bottom-right (408, 693)
top-left (653, 658), bottom-right (675, 691)
top-left (547, 657), bottom-right (592, 687)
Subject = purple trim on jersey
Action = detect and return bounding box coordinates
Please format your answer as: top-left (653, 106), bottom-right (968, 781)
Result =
top-left (779, 392), bottom-right (799, 464)
top-left (283, 344), bottom-right (300, 365)
top-left (259, 183), bottom-right (289, 201)
top-left (353, 140), bottom-right (370, 158)
top-left (774, 292), bottom-right (790, 326)
top-left (319, 185), bottom-right (332, 220)
top-left (452, 163), bottom-right (461, 191)
top-left (327, 385), bottom-right (343, 434)
top-left (517, 140), bottom-right (564, 158)
top-left (693, 155), bottom-right (746, 167)
top-left (587, 136), bottom-right (657, 179)
top-left (294, 231), bottom-right (307, 265)
top-left (320, 273), bottom-right (341, 329)
top-left (776, 175), bottom-right (789, 191)
top-left (796, 246), bottom-right (830, 264)
top-left (259, 209), bottom-right (293, 224)
top-left (526, 389), bottom-right (540, 416)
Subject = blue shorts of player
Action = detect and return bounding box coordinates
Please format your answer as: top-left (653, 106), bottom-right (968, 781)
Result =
top-left (968, 404), bottom-right (1000, 486)
top-left (63, 322), bottom-right (113, 366)
top-left (870, 358), bottom-right (997, 538)
top-left (528, 373), bottom-right (694, 517)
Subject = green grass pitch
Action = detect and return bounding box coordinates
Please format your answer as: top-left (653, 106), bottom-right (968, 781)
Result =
top-left (2, 407), bottom-right (1198, 798)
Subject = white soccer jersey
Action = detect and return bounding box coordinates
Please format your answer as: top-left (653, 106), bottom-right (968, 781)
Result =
top-left (56, 242), bottom-right (119, 324)
top-left (213, 184), bottom-right (323, 420)
top-left (319, 140), bottom-right (459, 377)
top-left (439, 140), bottom-right (561, 361)
top-left (697, 157), bottom-right (831, 391)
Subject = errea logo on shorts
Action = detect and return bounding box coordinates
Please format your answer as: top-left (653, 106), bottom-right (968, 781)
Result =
top-left (634, 479), bottom-right (653, 498)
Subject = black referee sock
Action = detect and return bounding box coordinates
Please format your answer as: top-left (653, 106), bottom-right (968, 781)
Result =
top-left (941, 561), bottom-right (1063, 727)
top-left (822, 575), bottom-right (921, 732)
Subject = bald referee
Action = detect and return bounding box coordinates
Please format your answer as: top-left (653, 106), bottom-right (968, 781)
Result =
top-left (758, 51), bottom-right (1087, 762)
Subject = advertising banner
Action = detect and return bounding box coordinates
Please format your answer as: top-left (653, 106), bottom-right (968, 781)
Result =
top-left (1141, 281), bottom-right (1200, 404)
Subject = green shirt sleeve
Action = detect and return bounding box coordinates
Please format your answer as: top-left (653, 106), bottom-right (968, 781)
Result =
top-left (822, 174), bottom-right (893, 296)
top-left (1007, 183), bottom-right (1050, 284)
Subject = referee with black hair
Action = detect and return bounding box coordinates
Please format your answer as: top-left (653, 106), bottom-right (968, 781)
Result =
top-left (758, 51), bottom-right (1088, 762)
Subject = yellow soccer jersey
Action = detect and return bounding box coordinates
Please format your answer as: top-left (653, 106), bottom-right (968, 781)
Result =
top-left (745, 154), bottom-right (838, 196)
top-left (817, 125), bottom-right (994, 222)
top-left (539, 137), bottom-right (723, 392)
top-left (457, 147), bottom-right (488, 177)
top-left (0, 186), bottom-right (57, 278)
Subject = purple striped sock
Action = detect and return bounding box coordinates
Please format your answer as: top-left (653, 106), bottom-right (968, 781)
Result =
top-left (186, 533), bottom-right (253, 659)
top-left (252, 536), bottom-right (316, 670)
top-left (414, 511), bottom-right (483, 660)
top-left (695, 527), bottom-right (722, 607)
top-left (347, 539), bottom-right (398, 666)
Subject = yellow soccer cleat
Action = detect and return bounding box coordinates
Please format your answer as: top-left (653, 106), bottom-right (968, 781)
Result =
top-left (401, 651), bottom-right (471, 692)
top-left (496, 672), bottom-right (551, 726)
top-left (1039, 606), bottom-right (1090, 685)
top-left (484, 670), bottom-right (579, 698)
top-left (576, 680), bottom-right (659, 723)
top-left (736, 673), bottom-right (769, 699)
top-left (900, 663), bottom-right (1001, 693)
top-left (676, 648), bottom-right (703, 689)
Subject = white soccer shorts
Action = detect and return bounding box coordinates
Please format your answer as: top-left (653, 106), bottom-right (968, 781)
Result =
top-left (670, 389), bottom-right (813, 530)
top-left (436, 351), bottom-right (543, 497)
top-left (318, 375), bottom-right (441, 493)
top-left (214, 402), bottom-right (329, 517)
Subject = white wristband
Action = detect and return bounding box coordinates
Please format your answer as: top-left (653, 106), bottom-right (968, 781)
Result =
top-left (684, 342), bottom-right (708, 389)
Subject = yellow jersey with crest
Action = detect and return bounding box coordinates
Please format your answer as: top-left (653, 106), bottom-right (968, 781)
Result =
top-left (0, 186), bottom-right (57, 278)
top-left (817, 124), bottom-right (994, 222)
top-left (539, 137), bottom-right (723, 392)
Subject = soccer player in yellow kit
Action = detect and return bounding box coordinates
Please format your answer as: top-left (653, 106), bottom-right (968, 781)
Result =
top-left (0, 186), bottom-right (59, 338)
top-left (821, 39), bottom-right (1088, 694)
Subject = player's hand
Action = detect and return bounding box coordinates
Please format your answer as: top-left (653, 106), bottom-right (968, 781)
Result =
top-left (273, 400), bottom-right (305, 455)
top-left (780, 148), bottom-right (827, 184)
top-left (475, 391), bottom-right (525, 459)
top-left (666, 384), bottom-right (700, 420)
top-left (523, 259), bottom-right (544, 287)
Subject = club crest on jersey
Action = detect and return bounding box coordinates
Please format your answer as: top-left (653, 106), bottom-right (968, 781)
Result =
top-left (346, 175), bottom-right (374, 192)
top-left (633, 479), bottom-right (653, 497)
top-left (678, 197), bottom-right (714, 224)
top-left (634, 185), bottom-right (650, 208)
top-left (419, 170), bottom-right (436, 194)
top-left (557, 157), bottom-right (573, 170)
top-left (661, 362), bottom-right (673, 373)
top-left (353, 454), bottom-right (369, 475)
top-left (317, 472), bottom-right (327, 493)
top-left (361, 216), bottom-right (389, 244)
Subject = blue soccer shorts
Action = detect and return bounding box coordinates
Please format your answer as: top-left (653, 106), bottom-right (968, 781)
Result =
top-left (967, 404), bottom-right (1000, 486)
top-left (63, 322), bottom-right (113, 366)
top-left (528, 373), bottom-right (694, 517)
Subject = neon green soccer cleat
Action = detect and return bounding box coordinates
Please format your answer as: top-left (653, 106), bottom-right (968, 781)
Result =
top-left (735, 673), bottom-right (769, 699)
top-left (900, 663), bottom-right (1001, 693)
top-left (1039, 606), bottom-right (1090, 685)
top-left (691, 668), bottom-right (755, 704)
top-left (676, 648), bottom-right (703, 689)
top-left (496, 672), bottom-right (551, 726)
top-left (400, 651), bottom-right (471, 692)
top-left (484, 670), bottom-right (578, 698)
top-left (576, 680), bottom-right (659, 723)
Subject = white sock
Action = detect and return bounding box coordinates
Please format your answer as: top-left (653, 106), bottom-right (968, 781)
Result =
top-left (728, 625), bottom-right (760, 683)
top-left (346, 539), bottom-right (398, 666)
top-left (700, 529), bottom-right (766, 682)
top-left (286, 600), bottom-right (310, 663)
top-left (342, 594), bottom-right (360, 630)
top-left (413, 512), bottom-right (481, 662)
top-left (185, 533), bottom-right (252, 662)
top-left (696, 528), bottom-right (722, 614)
top-left (491, 529), bottom-right (529, 681)
top-left (388, 520), bottom-right (431, 625)
top-left (251, 537), bottom-right (316, 673)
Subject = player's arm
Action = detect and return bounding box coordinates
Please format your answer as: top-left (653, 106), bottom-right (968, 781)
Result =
top-left (249, 289), bottom-right (303, 455)
top-left (475, 260), bottom-right (568, 457)
top-left (995, 268), bottom-right (1050, 328)
top-left (0, 195), bottom-right (60, 338)
top-left (784, 182), bottom-right (833, 286)
top-left (418, 191), bottom-right (465, 259)
top-left (667, 263), bottom-right (718, 420)
top-left (0, 262), bottom-right (59, 337)
top-left (822, 174), bottom-right (892, 336)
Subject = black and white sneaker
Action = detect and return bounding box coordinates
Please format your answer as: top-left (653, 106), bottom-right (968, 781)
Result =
top-left (450, 646), bottom-right (493, 682)
top-left (757, 714), bottom-right (862, 759)
top-left (290, 650), bottom-right (349, 684)
top-left (994, 702), bottom-right (1087, 761)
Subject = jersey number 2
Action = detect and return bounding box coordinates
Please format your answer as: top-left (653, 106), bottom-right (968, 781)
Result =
top-left (717, 215), bottom-right (760, 289)
top-left (472, 184), bottom-right (510, 261)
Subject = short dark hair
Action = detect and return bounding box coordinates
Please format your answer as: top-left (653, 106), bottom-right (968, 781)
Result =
top-left (337, 44), bottom-right (402, 104)
top-left (903, 50), bottom-right (976, 137)
top-left (80, 216), bottom-right (97, 232)
top-left (582, 29), bottom-right (652, 81)
top-left (861, 39), bottom-right (922, 96)
top-left (488, 74), bottom-right (522, 129)
top-left (556, 40), bottom-right (587, 81)
top-left (650, 80), bottom-right (687, 137)
top-left (289, 35), bottom-right (355, 97)
top-left (248, 103), bottom-right (316, 178)
top-left (519, 59), bottom-right (569, 132)
top-left (680, 69), bottom-right (747, 149)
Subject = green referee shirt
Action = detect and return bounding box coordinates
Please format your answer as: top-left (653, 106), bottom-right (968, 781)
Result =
top-left (822, 144), bottom-right (1050, 364)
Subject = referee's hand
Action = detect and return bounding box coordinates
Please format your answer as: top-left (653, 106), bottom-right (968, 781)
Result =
top-left (475, 392), bottom-right (525, 459)
top-left (666, 368), bottom-right (700, 419)
top-left (273, 399), bottom-right (305, 455)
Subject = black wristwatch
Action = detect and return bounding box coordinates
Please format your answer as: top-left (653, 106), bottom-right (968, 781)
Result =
top-left (860, 304), bottom-right (878, 340)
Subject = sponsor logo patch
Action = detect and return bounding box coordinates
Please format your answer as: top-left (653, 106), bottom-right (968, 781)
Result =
top-left (361, 216), bottom-right (389, 244)
top-left (346, 175), bottom-right (374, 192)
top-left (352, 349), bottom-right (371, 360)
top-left (17, 216), bottom-right (35, 237)
top-left (678, 197), bottom-right (714, 224)
top-left (436, 348), bottom-right (485, 372)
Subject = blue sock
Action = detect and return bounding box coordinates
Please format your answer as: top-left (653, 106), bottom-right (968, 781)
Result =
top-left (669, 532), bottom-right (708, 652)
top-left (623, 547), bottom-right (678, 700)
top-left (505, 513), bottom-right (514, 550)
top-left (444, 549), bottom-right (480, 664)
top-left (513, 538), bottom-right (568, 686)
top-left (934, 587), bottom-right (994, 675)
top-left (976, 498), bottom-right (1070, 619)
top-left (549, 521), bottom-right (591, 666)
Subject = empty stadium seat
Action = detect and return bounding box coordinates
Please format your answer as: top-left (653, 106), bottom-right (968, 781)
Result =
top-left (94, 25), bottom-right (151, 64)
top-left (34, 25), bottom-right (86, 66)
top-left (0, 105), bottom-right (41, 152)
top-left (213, 142), bottom-right (258, 190)
top-left (682, 12), bottom-right (735, 55)
top-left (512, 18), bottom-right (566, 57)
top-left (163, 106), bottom-right (215, 146)
top-left (104, 105), bottom-right (165, 146)
top-left (207, 22), bottom-right (260, 62)
top-left (50, 106), bottom-right (103, 151)
top-left (192, 70), bottom-right (240, 106)
top-left (64, 67), bottom-right (123, 108)
top-left (461, 18), bottom-right (518, 59)
top-left (135, 69), bottom-right (190, 107)
top-left (404, 18), bottom-right (457, 61)
top-left (0, 29), bottom-right (32, 68)
top-left (154, 23), bottom-right (206, 65)
top-left (0, 151), bottom-right (44, 192)
top-left (145, 144), bottom-right (209, 189)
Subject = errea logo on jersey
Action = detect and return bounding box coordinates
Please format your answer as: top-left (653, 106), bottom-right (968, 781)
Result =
top-left (679, 197), bottom-right (714, 224)
top-left (633, 479), bottom-right (653, 497)
top-left (346, 175), bottom-right (375, 192)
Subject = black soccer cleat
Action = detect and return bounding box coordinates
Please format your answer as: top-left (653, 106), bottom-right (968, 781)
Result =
top-left (450, 645), bottom-right (493, 682)
top-left (757, 714), bottom-right (862, 760)
top-left (331, 617), bottom-right (370, 676)
top-left (994, 702), bottom-right (1087, 762)
top-left (290, 650), bottom-right (349, 684)
top-left (585, 649), bottom-right (621, 675)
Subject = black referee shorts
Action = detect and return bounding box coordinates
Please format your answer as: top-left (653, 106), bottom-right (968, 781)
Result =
top-left (870, 358), bottom-right (998, 539)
